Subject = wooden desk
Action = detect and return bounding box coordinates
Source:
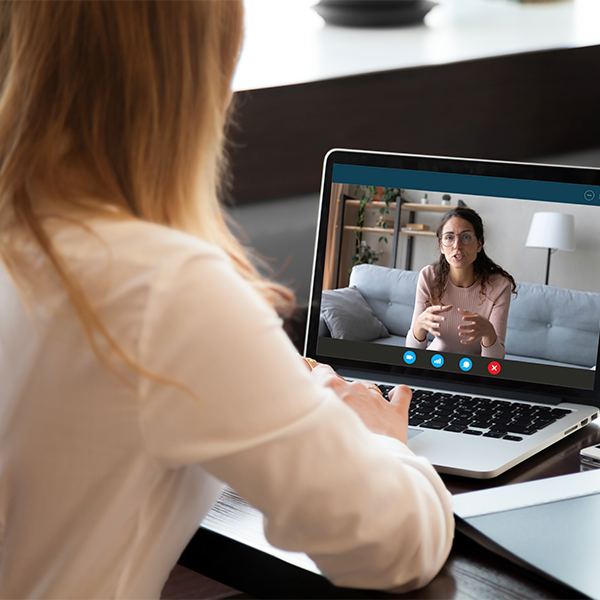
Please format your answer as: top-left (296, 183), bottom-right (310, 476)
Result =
top-left (178, 422), bottom-right (600, 599)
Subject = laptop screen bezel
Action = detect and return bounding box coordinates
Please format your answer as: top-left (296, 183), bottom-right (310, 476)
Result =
top-left (305, 149), bottom-right (600, 407)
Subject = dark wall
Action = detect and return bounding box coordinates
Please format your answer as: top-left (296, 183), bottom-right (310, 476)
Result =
top-left (228, 45), bottom-right (600, 204)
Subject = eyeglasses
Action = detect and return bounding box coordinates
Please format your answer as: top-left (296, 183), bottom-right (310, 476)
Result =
top-left (440, 231), bottom-right (476, 247)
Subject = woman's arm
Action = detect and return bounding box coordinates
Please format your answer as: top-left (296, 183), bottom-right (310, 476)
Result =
top-left (406, 269), bottom-right (430, 348)
top-left (406, 268), bottom-right (452, 348)
top-left (457, 278), bottom-right (511, 359)
top-left (203, 396), bottom-right (454, 593)
top-left (481, 279), bottom-right (512, 359)
top-left (140, 252), bottom-right (454, 593)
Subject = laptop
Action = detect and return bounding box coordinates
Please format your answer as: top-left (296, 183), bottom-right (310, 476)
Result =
top-left (304, 149), bottom-right (600, 479)
top-left (453, 468), bottom-right (600, 599)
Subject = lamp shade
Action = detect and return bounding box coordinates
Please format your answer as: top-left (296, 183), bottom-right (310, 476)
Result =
top-left (525, 212), bottom-right (575, 251)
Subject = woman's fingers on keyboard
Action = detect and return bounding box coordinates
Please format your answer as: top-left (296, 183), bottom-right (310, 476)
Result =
top-left (389, 385), bottom-right (412, 410)
top-left (310, 367), bottom-right (410, 442)
top-left (310, 364), bottom-right (346, 388)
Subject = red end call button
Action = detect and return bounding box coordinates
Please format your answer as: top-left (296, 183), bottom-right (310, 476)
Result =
top-left (488, 361), bottom-right (501, 375)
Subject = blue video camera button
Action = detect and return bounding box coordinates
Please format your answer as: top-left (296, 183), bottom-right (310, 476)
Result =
top-left (403, 351), bottom-right (416, 365)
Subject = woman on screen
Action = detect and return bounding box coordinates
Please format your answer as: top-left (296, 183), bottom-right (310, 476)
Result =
top-left (406, 207), bottom-right (517, 359)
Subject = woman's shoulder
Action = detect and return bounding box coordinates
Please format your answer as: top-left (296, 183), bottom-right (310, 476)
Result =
top-left (417, 265), bottom-right (435, 293)
top-left (51, 217), bottom-right (231, 294)
top-left (104, 219), bottom-right (222, 253)
top-left (63, 218), bottom-right (228, 266)
top-left (419, 264), bottom-right (436, 282)
top-left (485, 272), bottom-right (513, 298)
top-left (488, 271), bottom-right (512, 287)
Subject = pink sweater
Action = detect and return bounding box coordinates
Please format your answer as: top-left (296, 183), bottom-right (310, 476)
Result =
top-left (406, 264), bottom-right (512, 359)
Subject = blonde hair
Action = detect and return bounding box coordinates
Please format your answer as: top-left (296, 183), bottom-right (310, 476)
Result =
top-left (0, 0), bottom-right (294, 384)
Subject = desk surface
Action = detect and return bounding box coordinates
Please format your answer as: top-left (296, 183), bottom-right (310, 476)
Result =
top-left (234, 0), bottom-right (600, 91)
top-left (179, 422), bottom-right (600, 599)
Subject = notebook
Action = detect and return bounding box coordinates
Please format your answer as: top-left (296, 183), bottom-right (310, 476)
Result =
top-left (304, 149), bottom-right (600, 478)
top-left (453, 468), bottom-right (600, 599)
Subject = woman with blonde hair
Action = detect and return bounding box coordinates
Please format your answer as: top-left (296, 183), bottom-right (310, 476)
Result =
top-left (0, 2), bottom-right (452, 598)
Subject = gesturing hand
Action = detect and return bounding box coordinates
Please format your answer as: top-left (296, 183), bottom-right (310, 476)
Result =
top-left (457, 308), bottom-right (497, 347)
top-left (413, 304), bottom-right (453, 343)
top-left (310, 364), bottom-right (412, 444)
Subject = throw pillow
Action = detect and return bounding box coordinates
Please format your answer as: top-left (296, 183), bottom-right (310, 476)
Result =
top-left (321, 286), bottom-right (390, 341)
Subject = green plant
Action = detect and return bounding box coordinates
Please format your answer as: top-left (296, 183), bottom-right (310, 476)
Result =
top-left (376, 187), bottom-right (400, 242)
top-left (349, 186), bottom-right (401, 273)
top-left (350, 240), bottom-right (383, 273)
top-left (354, 186), bottom-right (400, 245)
top-left (355, 185), bottom-right (375, 232)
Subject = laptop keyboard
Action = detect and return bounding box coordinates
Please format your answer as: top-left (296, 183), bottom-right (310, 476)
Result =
top-left (377, 385), bottom-right (572, 442)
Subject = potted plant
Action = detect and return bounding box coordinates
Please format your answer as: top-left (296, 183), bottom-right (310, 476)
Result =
top-left (355, 185), bottom-right (400, 242)
top-left (349, 186), bottom-right (400, 272)
top-left (350, 240), bottom-right (383, 272)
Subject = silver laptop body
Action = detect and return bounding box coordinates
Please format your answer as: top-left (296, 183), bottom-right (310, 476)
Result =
top-left (305, 149), bottom-right (600, 478)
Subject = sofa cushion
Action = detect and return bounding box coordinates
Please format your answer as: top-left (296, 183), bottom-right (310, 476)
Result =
top-left (349, 264), bottom-right (419, 337)
top-left (349, 264), bottom-right (600, 368)
top-left (506, 281), bottom-right (600, 368)
top-left (321, 286), bottom-right (390, 341)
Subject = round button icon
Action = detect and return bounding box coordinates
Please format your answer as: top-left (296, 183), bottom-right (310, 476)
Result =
top-left (431, 354), bottom-right (444, 368)
top-left (584, 190), bottom-right (595, 202)
top-left (403, 351), bottom-right (416, 365)
top-left (459, 357), bottom-right (473, 372)
top-left (488, 361), bottom-right (501, 375)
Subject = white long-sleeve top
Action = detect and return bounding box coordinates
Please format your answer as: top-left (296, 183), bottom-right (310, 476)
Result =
top-left (0, 217), bottom-right (453, 599)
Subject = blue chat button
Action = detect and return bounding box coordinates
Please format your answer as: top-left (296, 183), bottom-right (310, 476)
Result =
top-left (403, 351), bottom-right (416, 365)
top-left (459, 357), bottom-right (473, 372)
top-left (431, 354), bottom-right (444, 368)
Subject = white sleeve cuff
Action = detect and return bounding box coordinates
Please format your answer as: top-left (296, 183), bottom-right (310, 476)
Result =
top-left (372, 433), bottom-right (415, 458)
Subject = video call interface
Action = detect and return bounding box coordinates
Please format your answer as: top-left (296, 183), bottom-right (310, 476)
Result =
top-left (316, 164), bottom-right (600, 392)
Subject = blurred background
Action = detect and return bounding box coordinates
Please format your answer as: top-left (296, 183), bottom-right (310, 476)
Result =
top-left (224, 0), bottom-right (600, 341)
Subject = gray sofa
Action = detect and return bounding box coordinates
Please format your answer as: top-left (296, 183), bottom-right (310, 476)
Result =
top-left (320, 264), bottom-right (600, 369)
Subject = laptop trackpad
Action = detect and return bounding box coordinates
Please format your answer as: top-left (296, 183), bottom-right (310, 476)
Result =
top-left (408, 428), bottom-right (424, 440)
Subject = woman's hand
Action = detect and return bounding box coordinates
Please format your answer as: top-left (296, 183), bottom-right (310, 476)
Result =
top-left (412, 304), bottom-right (453, 342)
top-left (310, 364), bottom-right (412, 444)
top-left (457, 308), bottom-right (497, 347)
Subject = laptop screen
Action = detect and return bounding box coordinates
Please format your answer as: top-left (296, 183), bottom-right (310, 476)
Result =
top-left (305, 150), bottom-right (600, 405)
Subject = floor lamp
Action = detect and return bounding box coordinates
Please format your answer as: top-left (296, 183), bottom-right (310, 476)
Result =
top-left (525, 212), bottom-right (575, 285)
